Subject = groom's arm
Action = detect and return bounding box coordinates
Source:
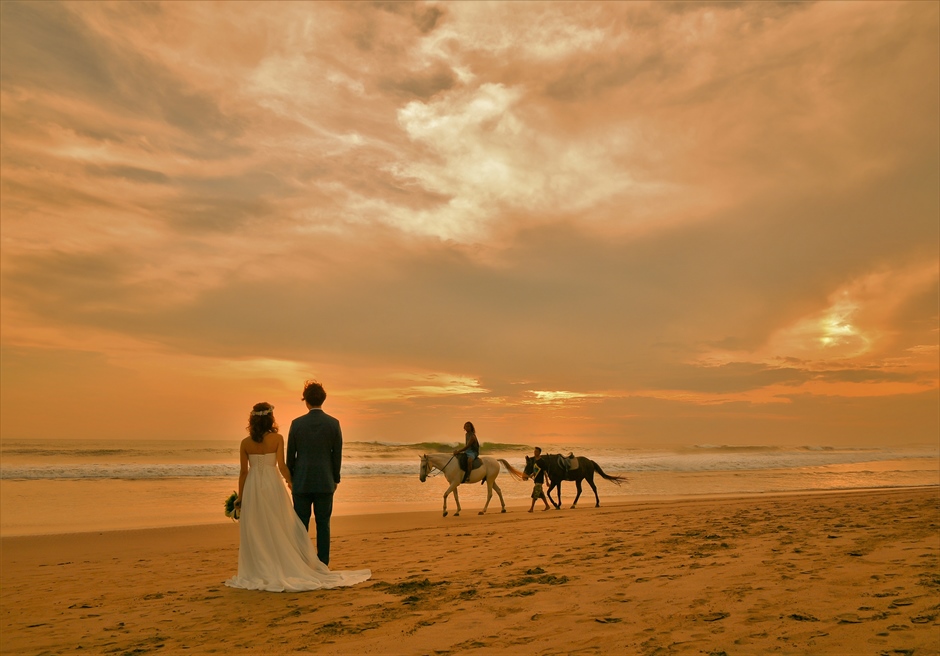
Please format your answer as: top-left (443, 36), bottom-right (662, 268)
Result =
top-left (286, 422), bottom-right (297, 474)
top-left (332, 422), bottom-right (343, 485)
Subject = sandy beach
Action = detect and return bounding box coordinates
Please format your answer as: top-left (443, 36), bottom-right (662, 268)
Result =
top-left (2, 487), bottom-right (938, 655)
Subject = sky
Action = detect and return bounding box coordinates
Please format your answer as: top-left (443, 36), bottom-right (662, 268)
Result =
top-left (1, 1), bottom-right (937, 447)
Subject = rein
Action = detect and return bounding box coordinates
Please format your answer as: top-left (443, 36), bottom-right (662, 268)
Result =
top-left (425, 455), bottom-right (456, 477)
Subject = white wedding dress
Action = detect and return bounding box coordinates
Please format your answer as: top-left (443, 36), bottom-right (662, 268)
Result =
top-left (224, 453), bottom-right (371, 592)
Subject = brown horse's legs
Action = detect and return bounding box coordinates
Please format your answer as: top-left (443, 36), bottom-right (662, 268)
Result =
top-left (587, 472), bottom-right (600, 507)
top-left (545, 481), bottom-right (557, 509)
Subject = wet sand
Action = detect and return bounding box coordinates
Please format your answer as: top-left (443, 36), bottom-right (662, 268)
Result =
top-left (2, 487), bottom-right (938, 655)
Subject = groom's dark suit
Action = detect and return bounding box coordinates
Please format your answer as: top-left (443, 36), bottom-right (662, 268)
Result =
top-left (287, 407), bottom-right (342, 566)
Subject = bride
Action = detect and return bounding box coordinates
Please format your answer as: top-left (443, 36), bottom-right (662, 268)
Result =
top-left (225, 402), bottom-right (371, 592)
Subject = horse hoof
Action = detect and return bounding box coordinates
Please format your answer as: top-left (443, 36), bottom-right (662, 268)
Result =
top-left (501, 509), bottom-right (506, 513)
top-left (443, 511), bottom-right (448, 517)
top-left (478, 511), bottom-right (485, 515)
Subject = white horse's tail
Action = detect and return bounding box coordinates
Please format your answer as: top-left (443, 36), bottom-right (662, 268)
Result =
top-left (498, 458), bottom-right (526, 481)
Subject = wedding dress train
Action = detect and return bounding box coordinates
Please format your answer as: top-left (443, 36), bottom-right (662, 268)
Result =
top-left (225, 453), bottom-right (371, 592)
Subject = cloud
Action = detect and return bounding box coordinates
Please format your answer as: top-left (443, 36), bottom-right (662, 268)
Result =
top-left (86, 164), bottom-right (171, 185)
top-left (1, 1), bottom-right (937, 444)
top-left (387, 82), bottom-right (654, 239)
top-left (1, 1), bottom-right (243, 142)
top-left (523, 390), bottom-right (605, 406)
top-left (380, 62), bottom-right (456, 99)
top-left (5, 161), bottom-right (934, 398)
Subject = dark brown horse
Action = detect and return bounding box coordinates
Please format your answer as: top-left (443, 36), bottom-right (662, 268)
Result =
top-left (523, 454), bottom-right (628, 509)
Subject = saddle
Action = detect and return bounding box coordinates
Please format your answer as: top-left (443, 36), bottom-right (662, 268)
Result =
top-left (457, 454), bottom-right (486, 484)
top-left (458, 453), bottom-right (484, 472)
top-left (558, 454), bottom-right (579, 472)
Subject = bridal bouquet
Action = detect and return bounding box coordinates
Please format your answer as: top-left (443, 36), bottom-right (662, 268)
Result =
top-left (224, 491), bottom-right (240, 521)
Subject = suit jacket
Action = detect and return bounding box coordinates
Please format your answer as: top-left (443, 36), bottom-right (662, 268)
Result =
top-left (287, 408), bottom-right (343, 494)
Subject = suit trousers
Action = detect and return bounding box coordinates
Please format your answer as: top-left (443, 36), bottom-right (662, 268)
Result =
top-left (292, 491), bottom-right (334, 566)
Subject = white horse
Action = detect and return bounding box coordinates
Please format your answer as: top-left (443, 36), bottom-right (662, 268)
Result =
top-left (419, 453), bottom-right (511, 517)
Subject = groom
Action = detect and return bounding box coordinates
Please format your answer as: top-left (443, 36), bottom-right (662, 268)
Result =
top-left (287, 380), bottom-right (342, 566)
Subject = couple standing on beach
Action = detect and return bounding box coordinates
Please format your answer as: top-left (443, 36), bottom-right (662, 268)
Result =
top-left (224, 380), bottom-right (371, 592)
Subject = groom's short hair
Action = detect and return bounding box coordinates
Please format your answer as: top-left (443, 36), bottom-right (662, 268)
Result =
top-left (302, 380), bottom-right (327, 407)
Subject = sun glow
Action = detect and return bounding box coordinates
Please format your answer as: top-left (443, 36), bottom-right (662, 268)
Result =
top-left (818, 295), bottom-right (867, 350)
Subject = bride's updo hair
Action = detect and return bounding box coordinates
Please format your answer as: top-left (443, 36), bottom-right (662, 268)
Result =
top-left (247, 402), bottom-right (278, 443)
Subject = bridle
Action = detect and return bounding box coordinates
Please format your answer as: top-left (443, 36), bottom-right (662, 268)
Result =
top-left (422, 454), bottom-right (455, 478)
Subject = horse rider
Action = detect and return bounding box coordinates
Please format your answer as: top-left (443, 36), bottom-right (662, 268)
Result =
top-left (453, 421), bottom-right (480, 483)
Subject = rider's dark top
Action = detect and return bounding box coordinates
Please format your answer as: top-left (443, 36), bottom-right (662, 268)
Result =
top-left (464, 431), bottom-right (479, 459)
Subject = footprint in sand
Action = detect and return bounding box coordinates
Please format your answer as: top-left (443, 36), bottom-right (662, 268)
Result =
top-left (700, 612), bottom-right (729, 622)
top-left (888, 598), bottom-right (915, 608)
top-left (835, 613), bottom-right (864, 624)
top-left (788, 613), bottom-right (819, 622)
top-left (910, 612), bottom-right (937, 624)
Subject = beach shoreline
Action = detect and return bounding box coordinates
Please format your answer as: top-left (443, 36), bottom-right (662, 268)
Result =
top-left (3, 453), bottom-right (937, 537)
top-left (3, 487), bottom-right (938, 655)
top-left (1, 483), bottom-right (937, 540)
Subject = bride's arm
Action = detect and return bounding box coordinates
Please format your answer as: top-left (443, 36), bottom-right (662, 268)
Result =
top-left (276, 435), bottom-right (292, 490)
top-left (237, 440), bottom-right (248, 505)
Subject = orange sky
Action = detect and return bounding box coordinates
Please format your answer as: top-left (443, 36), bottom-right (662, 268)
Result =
top-left (1, 1), bottom-right (937, 446)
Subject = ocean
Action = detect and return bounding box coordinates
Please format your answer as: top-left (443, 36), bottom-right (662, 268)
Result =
top-left (1, 439), bottom-right (937, 536)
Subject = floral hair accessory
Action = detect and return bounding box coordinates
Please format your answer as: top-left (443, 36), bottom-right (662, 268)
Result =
top-left (250, 406), bottom-right (274, 416)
